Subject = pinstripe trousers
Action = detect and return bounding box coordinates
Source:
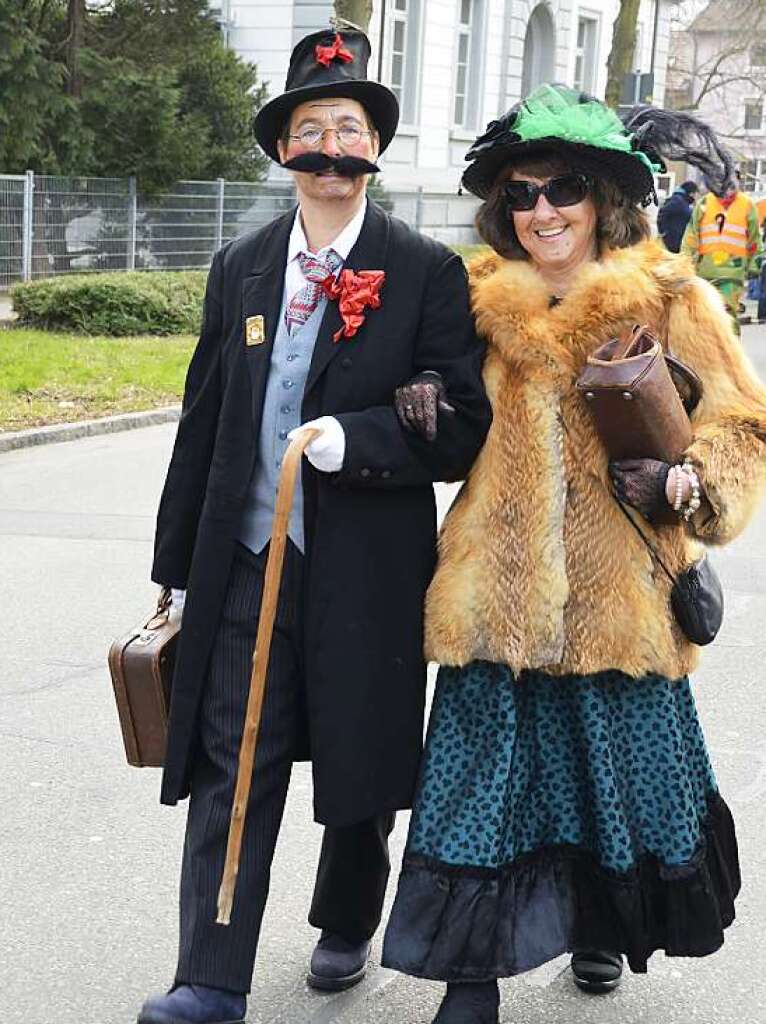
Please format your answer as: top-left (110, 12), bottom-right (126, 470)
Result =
top-left (176, 542), bottom-right (395, 994)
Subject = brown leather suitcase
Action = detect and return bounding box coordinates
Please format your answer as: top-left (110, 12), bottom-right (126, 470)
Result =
top-left (108, 588), bottom-right (179, 767)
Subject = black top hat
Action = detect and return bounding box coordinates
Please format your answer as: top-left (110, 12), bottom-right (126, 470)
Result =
top-left (254, 28), bottom-right (399, 163)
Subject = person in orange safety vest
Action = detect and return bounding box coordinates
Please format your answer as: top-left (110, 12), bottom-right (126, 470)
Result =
top-left (682, 173), bottom-right (763, 333)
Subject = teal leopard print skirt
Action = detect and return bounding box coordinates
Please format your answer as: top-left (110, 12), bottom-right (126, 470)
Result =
top-left (382, 663), bottom-right (739, 980)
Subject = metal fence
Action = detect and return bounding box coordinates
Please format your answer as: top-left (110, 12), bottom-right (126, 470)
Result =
top-left (0, 172), bottom-right (480, 288)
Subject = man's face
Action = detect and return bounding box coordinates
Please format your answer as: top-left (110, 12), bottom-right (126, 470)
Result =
top-left (277, 98), bottom-right (379, 205)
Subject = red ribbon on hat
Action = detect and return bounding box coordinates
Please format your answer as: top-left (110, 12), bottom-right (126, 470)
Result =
top-left (322, 269), bottom-right (385, 342)
top-left (315, 33), bottom-right (354, 68)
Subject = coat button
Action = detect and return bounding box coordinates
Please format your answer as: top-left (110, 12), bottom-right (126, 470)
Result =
top-left (360, 467), bottom-right (371, 478)
top-left (381, 470), bottom-right (391, 479)
top-left (341, 357), bottom-right (352, 368)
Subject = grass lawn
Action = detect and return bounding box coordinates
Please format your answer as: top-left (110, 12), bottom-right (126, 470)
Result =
top-left (453, 243), bottom-right (490, 263)
top-left (0, 325), bottom-right (195, 432)
top-left (0, 245), bottom-right (491, 434)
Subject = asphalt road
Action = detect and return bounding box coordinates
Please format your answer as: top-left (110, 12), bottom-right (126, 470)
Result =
top-left (1, 327), bottom-right (766, 1024)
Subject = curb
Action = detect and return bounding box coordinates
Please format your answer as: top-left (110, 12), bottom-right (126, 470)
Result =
top-left (0, 405), bottom-right (181, 454)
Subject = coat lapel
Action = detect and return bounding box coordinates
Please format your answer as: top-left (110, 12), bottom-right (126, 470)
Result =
top-left (241, 210), bottom-right (294, 423)
top-left (304, 200), bottom-right (391, 399)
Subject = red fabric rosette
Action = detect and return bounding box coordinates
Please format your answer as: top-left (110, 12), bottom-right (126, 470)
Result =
top-left (315, 33), bottom-right (354, 68)
top-left (322, 269), bottom-right (385, 342)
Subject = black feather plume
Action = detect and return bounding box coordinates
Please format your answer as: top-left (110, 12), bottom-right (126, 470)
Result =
top-left (620, 105), bottom-right (734, 194)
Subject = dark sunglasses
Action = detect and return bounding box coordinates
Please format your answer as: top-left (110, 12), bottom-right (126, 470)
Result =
top-left (504, 173), bottom-right (590, 212)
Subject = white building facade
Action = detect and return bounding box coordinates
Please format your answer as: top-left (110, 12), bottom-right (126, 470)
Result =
top-left (211, 0), bottom-right (673, 190)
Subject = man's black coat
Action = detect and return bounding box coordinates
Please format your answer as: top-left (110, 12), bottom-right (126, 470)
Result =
top-left (152, 200), bottom-right (491, 826)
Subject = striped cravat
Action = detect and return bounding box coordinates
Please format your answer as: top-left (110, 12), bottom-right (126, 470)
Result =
top-left (285, 249), bottom-right (342, 334)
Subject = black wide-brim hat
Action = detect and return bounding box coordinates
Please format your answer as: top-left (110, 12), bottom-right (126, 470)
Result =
top-left (254, 28), bottom-right (399, 163)
top-left (462, 84), bottom-right (735, 207)
top-left (462, 138), bottom-right (658, 205)
top-left (461, 86), bottom-right (660, 205)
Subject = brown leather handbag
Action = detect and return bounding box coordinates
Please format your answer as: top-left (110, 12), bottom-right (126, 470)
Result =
top-left (576, 324), bottom-right (702, 464)
top-left (578, 323), bottom-right (722, 645)
top-left (108, 587), bottom-right (179, 767)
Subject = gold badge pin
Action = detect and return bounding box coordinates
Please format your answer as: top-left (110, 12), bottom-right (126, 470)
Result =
top-left (245, 315), bottom-right (265, 346)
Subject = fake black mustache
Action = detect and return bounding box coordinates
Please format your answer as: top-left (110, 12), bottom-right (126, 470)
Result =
top-left (282, 153), bottom-right (381, 177)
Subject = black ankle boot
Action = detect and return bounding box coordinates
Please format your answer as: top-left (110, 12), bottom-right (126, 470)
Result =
top-left (432, 981), bottom-right (500, 1023)
top-left (571, 949), bottom-right (623, 993)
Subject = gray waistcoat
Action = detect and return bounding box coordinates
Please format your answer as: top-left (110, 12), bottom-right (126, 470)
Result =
top-left (237, 294), bottom-right (327, 555)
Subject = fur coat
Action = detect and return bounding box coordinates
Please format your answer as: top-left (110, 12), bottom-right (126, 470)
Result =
top-left (425, 239), bottom-right (766, 680)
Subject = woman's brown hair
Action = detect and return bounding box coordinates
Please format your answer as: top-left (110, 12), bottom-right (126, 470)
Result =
top-left (475, 152), bottom-right (651, 260)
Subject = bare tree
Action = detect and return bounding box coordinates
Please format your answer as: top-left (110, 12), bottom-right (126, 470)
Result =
top-left (666, 0), bottom-right (766, 111)
top-left (333, 0), bottom-right (373, 31)
top-left (65, 0), bottom-right (86, 98)
top-left (604, 0), bottom-right (642, 108)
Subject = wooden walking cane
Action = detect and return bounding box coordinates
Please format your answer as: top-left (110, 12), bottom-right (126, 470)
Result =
top-left (216, 426), bottom-right (321, 926)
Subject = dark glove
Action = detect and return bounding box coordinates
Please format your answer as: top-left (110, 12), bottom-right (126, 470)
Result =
top-left (609, 458), bottom-right (671, 521)
top-left (394, 371), bottom-right (455, 442)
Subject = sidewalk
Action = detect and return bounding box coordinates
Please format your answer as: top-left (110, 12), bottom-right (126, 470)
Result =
top-left (1, 421), bottom-right (765, 1024)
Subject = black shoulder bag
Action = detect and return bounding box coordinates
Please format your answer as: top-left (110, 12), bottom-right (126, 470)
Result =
top-left (616, 501), bottom-right (724, 646)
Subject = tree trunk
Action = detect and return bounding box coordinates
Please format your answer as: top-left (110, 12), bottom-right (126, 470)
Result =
top-left (604, 0), bottom-right (642, 109)
top-left (333, 0), bottom-right (373, 31)
top-left (65, 0), bottom-right (86, 98)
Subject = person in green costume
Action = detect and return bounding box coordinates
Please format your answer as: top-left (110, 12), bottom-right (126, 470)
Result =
top-left (381, 85), bottom-right (766, 1024)
top-left (682, 172), bottom-right (763, 334)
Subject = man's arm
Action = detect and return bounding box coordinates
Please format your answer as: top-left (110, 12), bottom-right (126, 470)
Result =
top-left (152, 249), bottom-right (225, 587)
top-left (331, 248), bottom-right (491, 487)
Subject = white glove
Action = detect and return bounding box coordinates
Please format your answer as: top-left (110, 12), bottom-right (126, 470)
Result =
top-left (169, 587), bottom-right (186, 622)
top-left (288, 416), bottom-right (345, 473)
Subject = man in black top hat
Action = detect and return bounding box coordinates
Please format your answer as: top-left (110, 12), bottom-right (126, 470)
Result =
top-left (137, 25), bottom-right (490, 1024)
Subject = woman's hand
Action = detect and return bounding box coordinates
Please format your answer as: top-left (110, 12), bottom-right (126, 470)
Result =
top-left (395, 371), bottom-right (455, 442)
top-left (609, 458), bottom-right (671, 520)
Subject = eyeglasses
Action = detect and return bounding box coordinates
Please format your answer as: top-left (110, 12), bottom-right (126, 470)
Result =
top-left (288, 125), bottom-right (372, 148)
top-left (504, 173), bottom-right (590, 212)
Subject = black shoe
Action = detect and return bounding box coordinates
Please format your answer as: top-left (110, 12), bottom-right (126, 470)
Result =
top-left (137, 984), bottom-right (246, 1024)
top-left (307, 930), bottom-right (370, 991)
top-left (432, 981), bottom-right (500, 1023)
top-left (571, 949), bottom-right (623, 993)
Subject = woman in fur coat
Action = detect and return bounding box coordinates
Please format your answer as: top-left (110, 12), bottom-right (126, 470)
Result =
top-left (381, 85), bottom-right (766, 1024)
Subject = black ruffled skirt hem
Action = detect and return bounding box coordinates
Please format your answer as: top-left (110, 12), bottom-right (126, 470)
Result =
top-left (381, 793), bottom-right (740, 981)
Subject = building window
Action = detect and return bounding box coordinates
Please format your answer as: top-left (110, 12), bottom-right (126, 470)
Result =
top-left (751, 43), bottom-right (766, 67)
top-left (745, 99), bottom-right (763, 131)
top-left (452, 0), bottom-right (486, 130)
top-left (387, 0), bottom-right (421, 125)
top-left (741, 159), bottom-right (760, 190)
top-left (573, 16), bottom-right (598, 94)
top-left (453, 0), bottom-right (473, 126)
top-left (390, 0), bottom-right (408, 108)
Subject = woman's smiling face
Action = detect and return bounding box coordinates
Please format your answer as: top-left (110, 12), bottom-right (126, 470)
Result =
top-left (509, 170), bottom-right (598, 274)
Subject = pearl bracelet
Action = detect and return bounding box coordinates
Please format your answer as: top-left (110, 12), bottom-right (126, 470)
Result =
top-left (672, 465), bottom-right (685, 512)
top-left (680, 461), bottom-right (702, 521)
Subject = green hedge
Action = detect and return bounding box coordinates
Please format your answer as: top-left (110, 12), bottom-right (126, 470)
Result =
top-left (11, 271), bottom-right (207, 336)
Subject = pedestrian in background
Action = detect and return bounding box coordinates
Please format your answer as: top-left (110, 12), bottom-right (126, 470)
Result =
top-left (382, 84), bottom-right (766, 1024)
top-left (682, 171), bottom-right (762, 333)
top-left (657, 179), bottom-right (698, 252)
top-left (757, 204), bottom-right (766, 322)
top-left (138, 25), bottom-right (490, 1024)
